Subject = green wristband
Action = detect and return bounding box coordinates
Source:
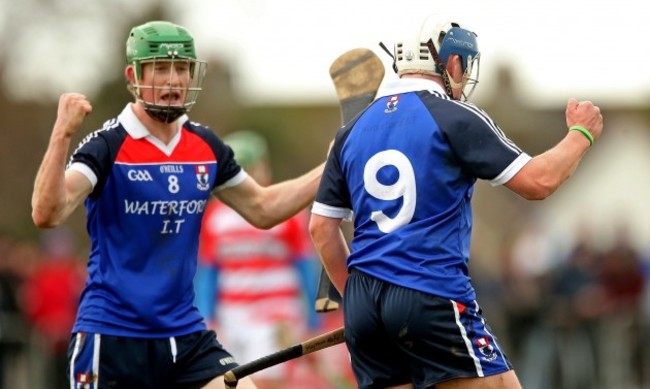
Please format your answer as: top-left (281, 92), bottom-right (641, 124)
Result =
top-left (569, 125), bottom-right (594, 146)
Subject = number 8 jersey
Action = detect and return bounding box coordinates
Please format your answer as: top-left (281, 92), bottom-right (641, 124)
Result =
top-left (312, 78), bottom-right (531, 303)
top-left (67, 104), bottom-right (245, 337)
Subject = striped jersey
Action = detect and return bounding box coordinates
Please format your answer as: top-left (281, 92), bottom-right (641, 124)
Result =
top-left (67, 104), bottom-right (245, 337)
top-left (312, 78), bottom-right (531, 303)
top-left (199, 202), bottom-right (311, 322)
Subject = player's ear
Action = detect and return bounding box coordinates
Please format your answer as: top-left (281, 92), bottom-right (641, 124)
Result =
top-left (446, 54), bottom-right (464, 84)
top-left (125, 65), bottom-right (137, 83)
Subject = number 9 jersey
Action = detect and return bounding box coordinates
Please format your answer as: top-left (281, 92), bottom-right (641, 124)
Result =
top-left (312, 78), bottom-right (531, 303)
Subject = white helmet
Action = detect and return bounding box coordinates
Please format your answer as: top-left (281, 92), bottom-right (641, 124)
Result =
top-left (393, 14), bottom-right (480, 100)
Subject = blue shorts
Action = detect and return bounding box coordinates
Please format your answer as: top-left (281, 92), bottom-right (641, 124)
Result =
top-left (344, 269), bottom-right (513, 389)
top-left (67, 330), bottom-right (237, 389)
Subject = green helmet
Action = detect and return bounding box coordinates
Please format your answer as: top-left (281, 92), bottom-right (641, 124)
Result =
top-left (223, 131), bottom-right (269, 167)
top-left (126, 21), bottom-right (197, 73)
top-left (125, 21), bottom-right (207, 123)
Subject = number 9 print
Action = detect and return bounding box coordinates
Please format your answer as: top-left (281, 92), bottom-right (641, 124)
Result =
top-left (363, 150), bottom-right (416, 233)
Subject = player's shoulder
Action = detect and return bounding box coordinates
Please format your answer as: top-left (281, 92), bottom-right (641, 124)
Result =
top-left (73, 117), bottom-right (126, 150)
top-left (183, 120), bottom-right (228, 148)
top-left (183, 120), bottom-right (218, 138)
top-left (418, 89), bottom-right (479, 112)
top-left (89, 116), bottom-right (123, 137)
top-left (419, 91), bottom-right (495, 128)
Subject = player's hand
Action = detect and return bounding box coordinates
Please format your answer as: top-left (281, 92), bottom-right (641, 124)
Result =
top-left (54, 93), bottom-right (93, 137)
top-left (565, 98), bottom-right (603, 142)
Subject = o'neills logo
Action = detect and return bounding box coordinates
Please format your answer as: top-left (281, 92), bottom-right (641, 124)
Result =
top-left (219, 356), bottom-right (235, 366)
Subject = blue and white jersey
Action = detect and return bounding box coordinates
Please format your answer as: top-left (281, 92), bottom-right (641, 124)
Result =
top-left (312, 78), bottom-right (531, 302)
top-left (67, 104), bottom-right (246, 337)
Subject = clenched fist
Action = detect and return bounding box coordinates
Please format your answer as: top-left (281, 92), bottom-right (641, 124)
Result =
top-left (53, 93), bottom-right (93, 137)
top-left (565, 98), bottom-right (603, 143)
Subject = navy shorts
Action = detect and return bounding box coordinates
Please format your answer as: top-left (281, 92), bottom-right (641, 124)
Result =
top-left (67, 330), bottom-right (238, 389)
top-left (344, 269), bottom-right (513, 389)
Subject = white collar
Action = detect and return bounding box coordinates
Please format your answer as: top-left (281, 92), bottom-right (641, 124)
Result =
top-left (117, 104), bottom-right (189, 156)
top-left (376, 78), bottom-right (446, 99)
top-left (118, 103), bottom-right (188, 139)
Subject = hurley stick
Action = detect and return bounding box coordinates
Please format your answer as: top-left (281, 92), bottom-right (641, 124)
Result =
top-left (315, 48), bottom-right (385, 312)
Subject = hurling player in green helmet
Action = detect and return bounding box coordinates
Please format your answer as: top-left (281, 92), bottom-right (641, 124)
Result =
top-left (32, 20), bottom-right (328, 389)
top-left (125, 20), bottom-right (207, 124)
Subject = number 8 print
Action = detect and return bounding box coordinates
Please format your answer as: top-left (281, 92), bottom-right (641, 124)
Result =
top-left (363, 150), bottom-right (416, 233)
top-left (168, 175), bottom-right (180, 194)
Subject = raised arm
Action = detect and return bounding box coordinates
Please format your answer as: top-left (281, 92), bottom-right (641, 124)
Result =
top-left (32, 93), bottom-right (93, 228)
top-left (505, 98), bottom-right (603, 200)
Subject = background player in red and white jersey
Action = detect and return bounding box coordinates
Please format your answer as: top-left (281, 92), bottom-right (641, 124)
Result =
top-left (195, 130), bottom-right (323, 389)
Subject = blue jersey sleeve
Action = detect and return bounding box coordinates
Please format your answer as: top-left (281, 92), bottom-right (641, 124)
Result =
top-left (419, 92), bottom-right (525, 180)
top-left (315, 126), bottom-right (354, 210)
top-left (68, 121), bottom-right (128, 198)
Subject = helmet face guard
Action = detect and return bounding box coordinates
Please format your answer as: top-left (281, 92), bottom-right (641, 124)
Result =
top-left (130, 56), bottom-right (207, 123)
top-left (126, 21), bottom-right (207, 123)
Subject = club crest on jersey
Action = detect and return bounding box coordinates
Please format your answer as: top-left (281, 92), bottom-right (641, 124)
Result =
top-left (195, 165), bottom-right (210, 191)
top-left (384, 95), bottom-right (400, 113)
top-left (475, 336), bottom-right (497, 361)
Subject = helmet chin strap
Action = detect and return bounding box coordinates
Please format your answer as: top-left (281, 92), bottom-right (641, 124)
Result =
top-left (426, 39), bottom-right (455, 99)
top-left (378, 41), bottom-right (398, 73)
top-left (446, 72), bottom-right (464, 92)
top-left (142, 102), bottom-right (186, 123)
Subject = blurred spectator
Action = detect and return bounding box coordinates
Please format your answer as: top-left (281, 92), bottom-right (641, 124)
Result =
top-left (500, 221), bottom-right (649, 389)
top-left (594, 224), bottom-right (645, 388)
top-left (20, 227), bottom-right (85, 389)
top-left (501, 219), bottom-right (556, 389)
top-left (547, 229), bottom-right (601, 389)
top-left (194, 131), bottom-right (345, 388)
top-left (640, 245), bottom-right (650, 386)
top-left (0, 236), bottom-right (39, 389)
